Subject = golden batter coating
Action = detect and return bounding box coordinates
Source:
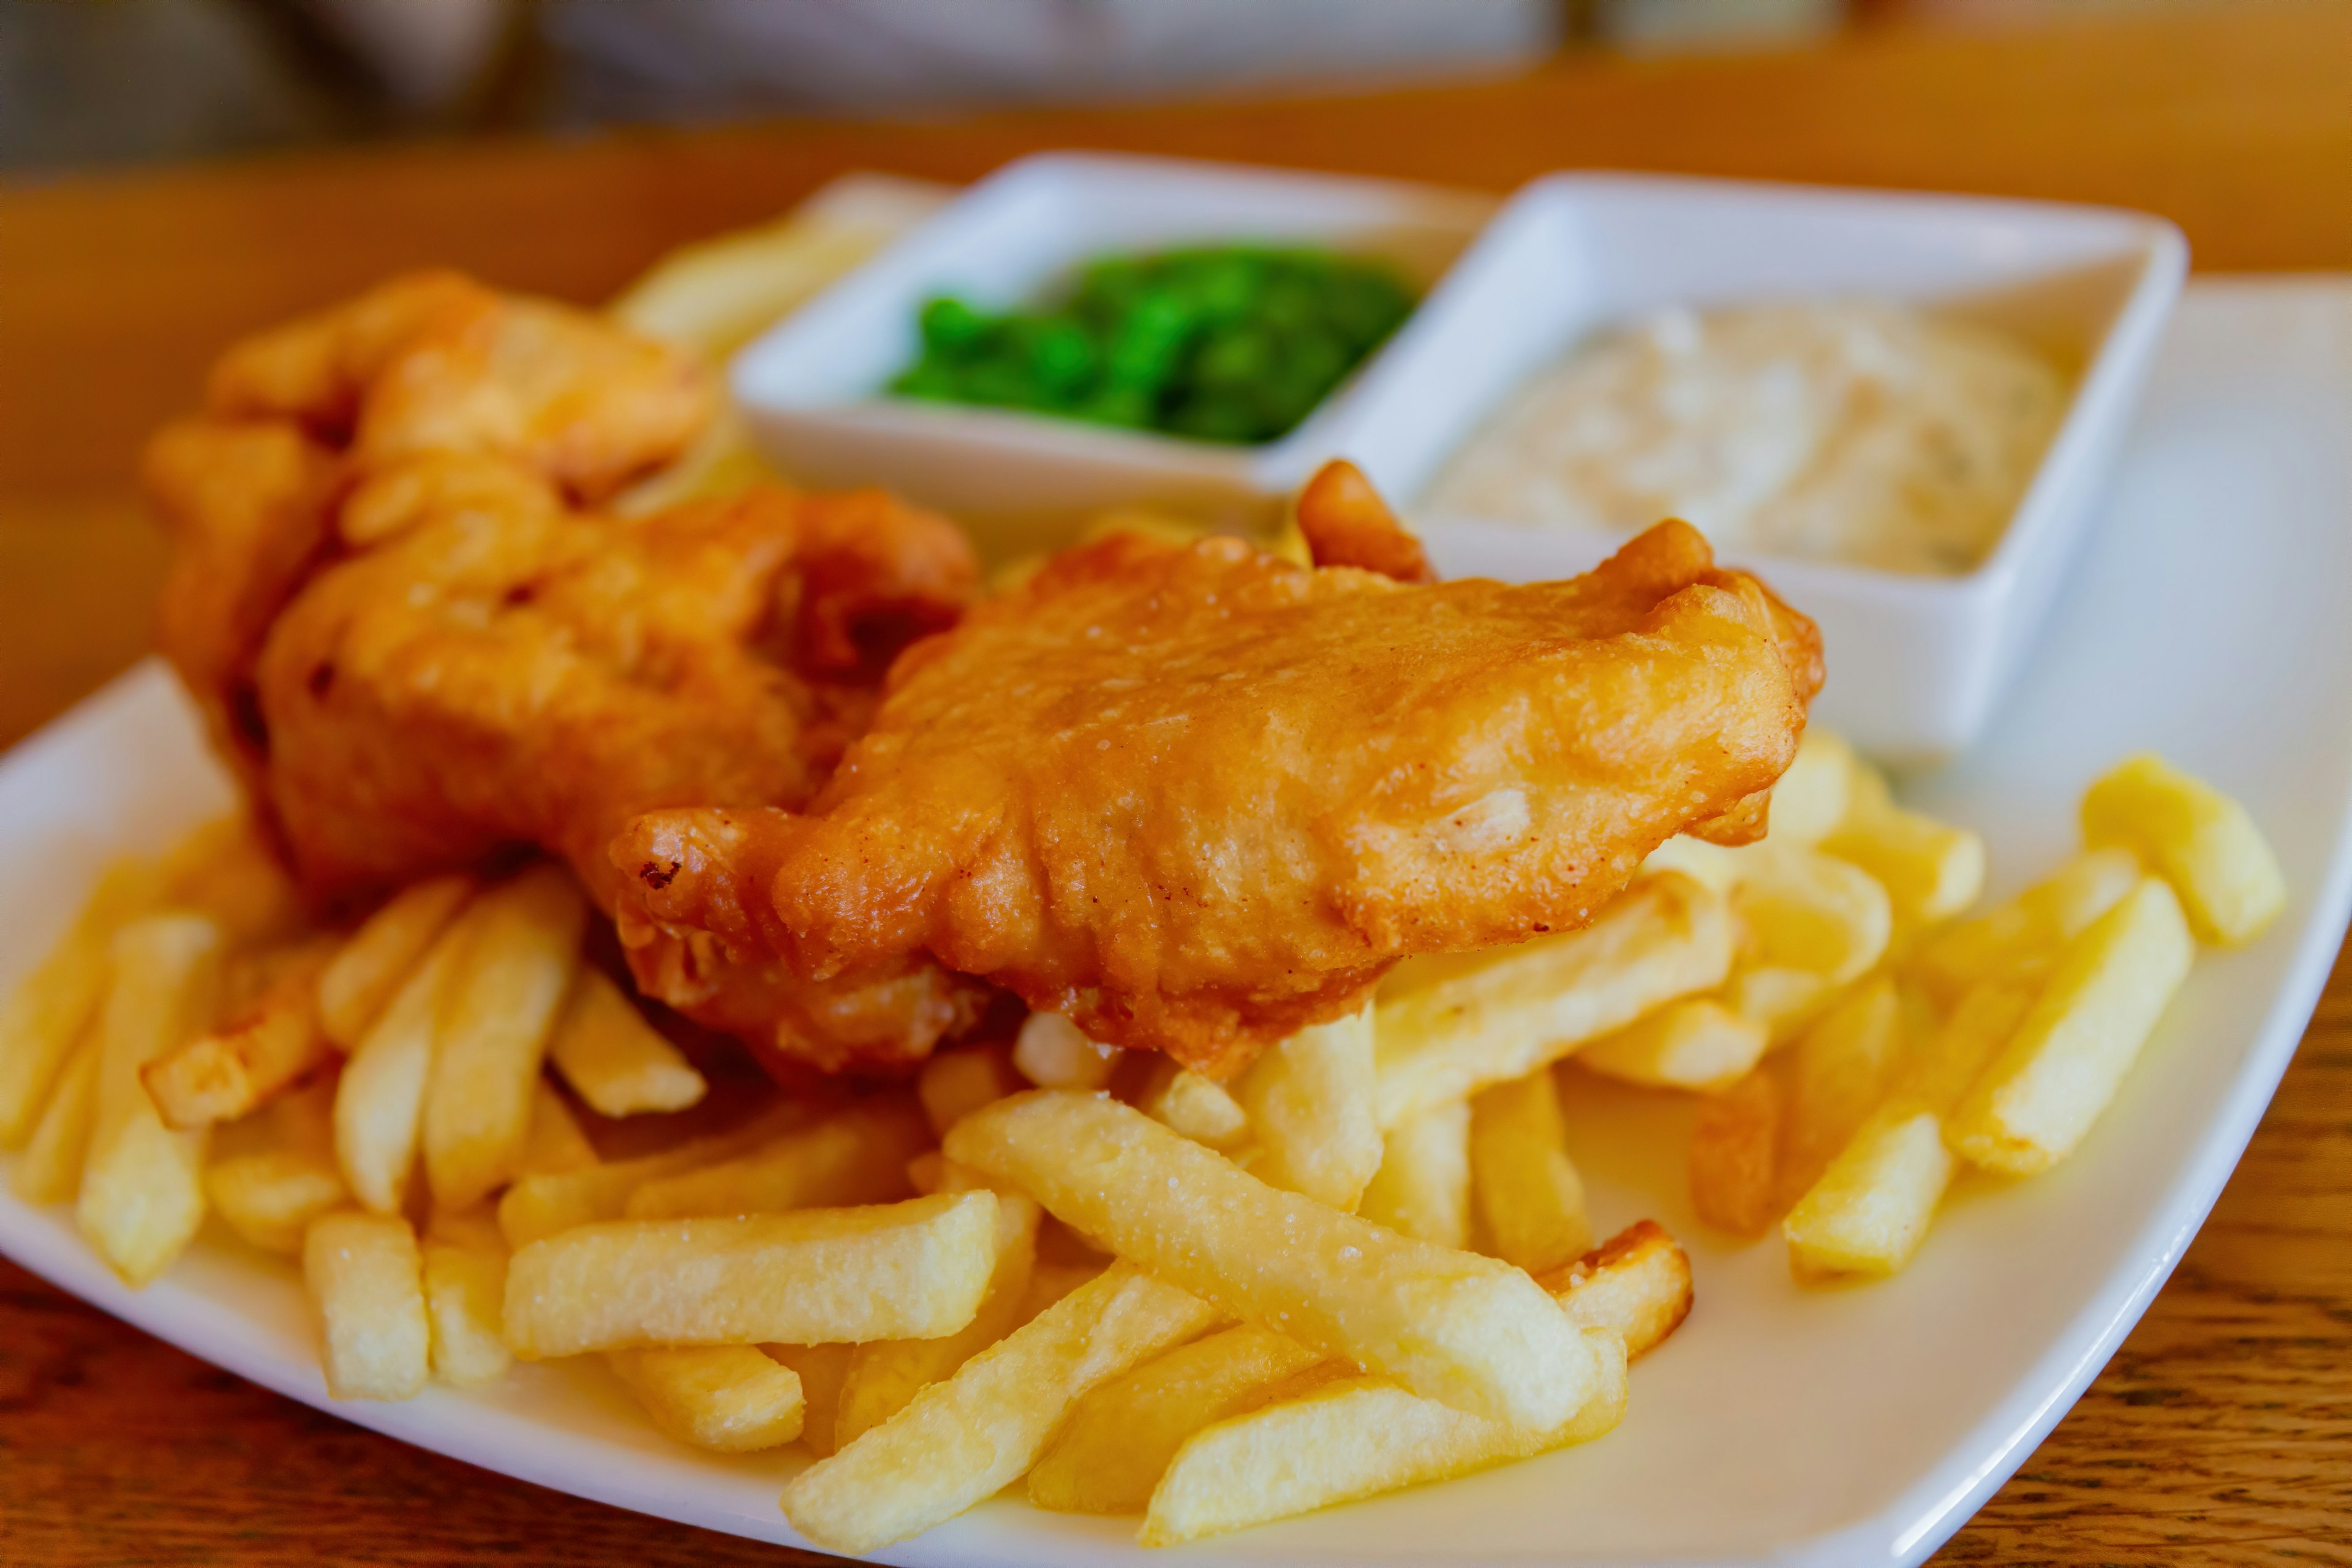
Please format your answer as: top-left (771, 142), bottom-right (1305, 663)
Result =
top-left (619, 515), bottom-right (1822, 1079)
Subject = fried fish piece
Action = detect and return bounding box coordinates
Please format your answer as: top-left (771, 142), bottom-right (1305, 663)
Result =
top-left (620, 508), bottom-right (1822, 1078)
top-left (206, 270), bottom-right (709, 503)
top-left (147, 273), bottom-right (990, 1074)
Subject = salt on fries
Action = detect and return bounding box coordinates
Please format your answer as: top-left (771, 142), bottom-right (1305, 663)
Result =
top-left (0, 735), bottom-right (2280, 1547)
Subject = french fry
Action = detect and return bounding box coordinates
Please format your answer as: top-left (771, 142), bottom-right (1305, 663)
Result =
top-left (78, 915), bottom-right (225, 1286)
top-left (1719, 963), bottom-right (1839, 1046)
top-left (1732, 845), bottom-right (1891, 986)
top-left (1128, 1056), bottom-right (1250, 1149)
top-left (423, 1228), bottom-right (511, 1387)
top-left (1777, 976), bottom-right (1907, 1204)
top-left (207, 1076), bottom-right (348, 1253)
top-left (1947, 876), bottom-right (2195, 1175)
top-left (1044, 1215), bottom-right (1675, 1517)
top-left (141, 937), bottom-right (335, 1129)
top-left (780, 1262), bottom-right (1219, 1555)
top-left (944, 1091), bottom-right (1608, 1430)
top-left (1359, 1098), bottom-right (1471, 1248)
top-left (305, 1210), bottom-right (430, 1400)
top-left (1822, 763), bottom-right (1986, 927)
top-left (518, 1078), bottom-right (600, 1177)
top-left (2081, 753), bottom-right (2286, 946)
top-left (1012, 1010), bottom-right (1119, 1089)
top-left (502, 1191), bottom-right (1000, 1357)
top-left (1765, 729), bottom-right (1856, 846)
top-left (546, 967), bottom-right (706, 1117)
top-left (1911, 845), bottom-right (2143, 1005)
top-left (611, 1346), bottom-right (805, 1451)
top-left (1468, 1069), bottom-right (1592, 1272)
top-left (334, 911), bottom-right (475, 1215)
top-left (764, 1341), bottom-right (854, 1457)
top-left (1233, 1004), bottom-right (1380, 1210)
top-left (622, 1096), bottom-right (927, 1219)
top-left (495, 1098), bottom-right (811, 1248)
top-left (1687, 1069), bottom-right (1782, 1237)
top-left (0, 859), bottom-right (159, 1145)
top-left (316, 875), bottom-right (475, 1049)
top-left (1783, 981), bottom-right (2034, 1276)
top-left (1375, 872), bottom-right (1735, 1128)
top-left (916, 1042), bottom-right (1025, 1137)
top-left (1537, 1219), bottom-right (1695, 1359)
top-left (834, 1189), bottom-right (1042, 1448)
top-left (1140, 1330), bottom-right (1628, 1547)
top-left (11, 1033), bottom-right (100, 1204)
top-left (424, 864), bottom-right (588, 1210)
top-left (1030, 1324), bottom-right (1333, 1514)
top-left (1580, 997), bottom-right (1770, 1091)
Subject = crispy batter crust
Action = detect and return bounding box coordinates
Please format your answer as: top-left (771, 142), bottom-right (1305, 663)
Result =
top-left (621, 518), bottom-right (1820, 1078)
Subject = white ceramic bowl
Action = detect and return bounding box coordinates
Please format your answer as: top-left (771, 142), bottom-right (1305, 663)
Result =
top-left (731, 152), bottom-right (1497, 558)
top-left (1333, 173), bottom-right (2186, 764)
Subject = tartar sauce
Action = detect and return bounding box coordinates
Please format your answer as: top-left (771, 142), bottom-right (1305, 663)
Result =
top-left (1422, 301), bottom-right (2068, 575)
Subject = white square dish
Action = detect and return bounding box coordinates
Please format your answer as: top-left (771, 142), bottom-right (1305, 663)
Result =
top-left (1333, 172), bottom-right (2186, 764)
top-left (730, 152), bottom-right (1498, 557)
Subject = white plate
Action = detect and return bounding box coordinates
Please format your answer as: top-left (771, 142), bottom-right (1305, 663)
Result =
top-left (4, 279), bottom-right (2351, 1566)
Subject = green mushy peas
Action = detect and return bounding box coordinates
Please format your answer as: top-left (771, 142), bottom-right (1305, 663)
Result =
top-left (888, 244), bottom-right (1417, 445)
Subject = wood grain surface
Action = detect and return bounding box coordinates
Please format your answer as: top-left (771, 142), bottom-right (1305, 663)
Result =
top-left (3, 4), bottom-right (2350, 1562)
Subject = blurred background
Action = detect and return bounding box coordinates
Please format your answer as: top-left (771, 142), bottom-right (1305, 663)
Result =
top-left (2, 0), bottom-right (2223, 176)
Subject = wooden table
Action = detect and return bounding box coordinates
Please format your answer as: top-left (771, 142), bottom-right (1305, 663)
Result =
top-left (6, 4), bottom-right (2350, 1561)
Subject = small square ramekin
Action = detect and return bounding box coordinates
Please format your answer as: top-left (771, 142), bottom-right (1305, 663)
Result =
top-left (1326, 173), bottom-right (2186, 763)
top-left (730, 152), bottom-right (1497, 559)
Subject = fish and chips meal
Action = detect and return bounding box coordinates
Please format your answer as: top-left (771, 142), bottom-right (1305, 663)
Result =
top-left (0, 203), bottom-right (2287, 1556)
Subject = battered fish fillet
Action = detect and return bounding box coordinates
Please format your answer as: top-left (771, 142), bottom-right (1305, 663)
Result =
top-left (147, 272), bottom-right (991, 1073)
top-left (617, 513), bottom-right (1823, 1079)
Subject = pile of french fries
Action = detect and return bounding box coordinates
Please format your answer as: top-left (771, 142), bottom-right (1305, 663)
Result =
top-left (0, 816), bottom-right (1695, 1550)
top-left (1623, 739), bottom-right (2284, 1276)
top-left (0, 740), bottom-right (2278, 1549)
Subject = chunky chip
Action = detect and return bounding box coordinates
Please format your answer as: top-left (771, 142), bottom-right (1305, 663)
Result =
top-left (423, 865), bottom-right (588, 1209)
top-left (1141, 1332), bottom-right (1628, 1547)
top-left (833, 1190), bottom-right (1041, 1447)
top-left (2081, 753), bottom-right (2286, 946)
top-left (316, 875), bottom-right (475, 1049)
top-left (1947, 876), bottom-right (2194, 1175)
top-left (1374, 872), bottom-right (1735, 1128)
top-left (1580, 997), bottom-right (1770, 1092)
top-left (1784, 981), bottom-right (2034, 1276)
top-left (306, 1210), bottom-right (431, 1400)
top-left (609, 1345), bottom-right (805, 1450)
top-left (1030, 1324), bottom-right (1333, 1515)
top-left (142, 937), bottom-right (335, 1129)
top-left (80, 915), bottom-right (225, 1286)
top-left (944, 1091), bottom-right (1608, 1430)
top-left (503, 1191), bottom-right (1000, 1357)
top-left (1358, 1098), bottom-right (1471, 1248)
top-left (546, 967), bottom-right (706, 1117)
top-left (0, 859), bottom-right (161, 1146)
top-left (1233, 1005), bottom-right (1380, 1210)
top-left (1468, 1069), bottom-right (1592, 1272)
top-left (780, 1263), bottom-right (1218, 1554)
